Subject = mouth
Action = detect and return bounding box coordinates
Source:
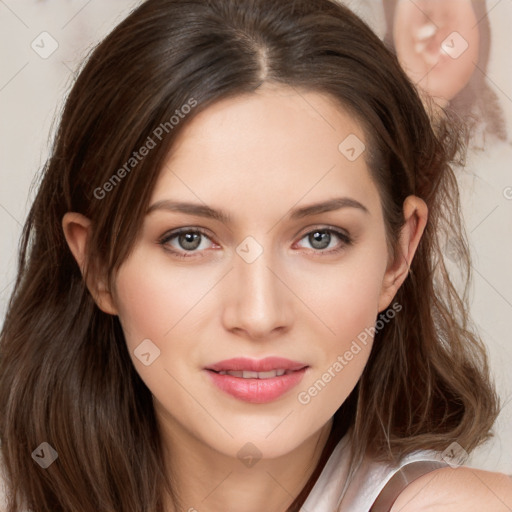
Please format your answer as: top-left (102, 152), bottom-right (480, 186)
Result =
top-left (205, 356), bottom-right (308, 373)
top-left (204, 357), bottom-right (309, 404)
top-left (208, 368), bottom-right (301, 378)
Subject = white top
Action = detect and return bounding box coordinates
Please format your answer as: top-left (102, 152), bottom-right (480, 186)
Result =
top-left (0, 432), bottom-right (444, 512)
top-left (303, 430), bottom-right (445, 511)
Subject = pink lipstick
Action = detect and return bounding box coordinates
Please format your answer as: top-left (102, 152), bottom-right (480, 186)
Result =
top-left (204, 357), bottom-right (308, 404)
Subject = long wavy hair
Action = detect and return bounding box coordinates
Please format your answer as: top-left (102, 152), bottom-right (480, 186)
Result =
top-left (0, 0), bottom-right (500, 511)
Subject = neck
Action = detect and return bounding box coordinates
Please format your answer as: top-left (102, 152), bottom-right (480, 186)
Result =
top-left (158, 414), bottom-right (335, 512)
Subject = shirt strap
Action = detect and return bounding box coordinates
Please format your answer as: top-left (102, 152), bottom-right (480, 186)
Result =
top-left (369, 460), bottom-right (449, 512)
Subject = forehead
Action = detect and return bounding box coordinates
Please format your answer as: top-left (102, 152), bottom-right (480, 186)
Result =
top-left (151, 84), bottom-right (382, 221)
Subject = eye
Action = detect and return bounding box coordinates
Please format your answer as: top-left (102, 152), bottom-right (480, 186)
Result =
top-left (158, 226), bottom-right (352, 259)
top-left (295, 227), bottom-right (352, 254)
top-left (158, 228), bottom-right (217, 258)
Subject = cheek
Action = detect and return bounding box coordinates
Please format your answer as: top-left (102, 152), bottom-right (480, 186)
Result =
top-left (329, 264), bottom-right (380, 359)
top-left (112, 253), bottom-right (220, 404)
top-left (113, 253), bottom-right (217, 350)
top-left (114, 229), bottom-right (389, 357)
top-left (295, 249), bottom-right (389, 418)
top-left (301, 244), bottom-right (388, 337)
top-left (306, 271), bottom-right (381, 349)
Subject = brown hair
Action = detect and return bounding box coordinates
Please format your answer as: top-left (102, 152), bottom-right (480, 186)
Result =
top-left (0, 0), bottom-right (500, 511)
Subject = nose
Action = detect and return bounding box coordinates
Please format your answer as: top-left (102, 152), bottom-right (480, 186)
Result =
top-left (221, 243), bottom-right (293, 340)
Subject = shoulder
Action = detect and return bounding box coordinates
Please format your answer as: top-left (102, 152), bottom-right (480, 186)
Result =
top-left (391, 466), bottom-right (512, 511)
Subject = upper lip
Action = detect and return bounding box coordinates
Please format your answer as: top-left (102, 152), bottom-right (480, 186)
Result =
top-left (206, 357), bottom-right (308, 372)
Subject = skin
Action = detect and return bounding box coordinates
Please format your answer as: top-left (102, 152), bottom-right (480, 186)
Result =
top-left (391, 465), bottom-right (512, 511)
top-left (63, 83), bottom-right (431, 511)
top-left (393, 0), bottom-right (480, 107)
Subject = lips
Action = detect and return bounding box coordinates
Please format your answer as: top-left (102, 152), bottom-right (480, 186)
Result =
top-left (204, 357), bottom-right (309, 404)
top-left (205, 357), bottom-right (308, 373)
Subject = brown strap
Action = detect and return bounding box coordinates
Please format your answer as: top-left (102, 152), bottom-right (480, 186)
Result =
top-left (369, 460), bottom-right (449, 512)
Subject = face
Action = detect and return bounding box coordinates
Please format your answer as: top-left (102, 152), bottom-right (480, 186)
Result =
top-left (392, 0), bottom-right (479, 106)
top-left (110, 84), bottom-right (396, 460)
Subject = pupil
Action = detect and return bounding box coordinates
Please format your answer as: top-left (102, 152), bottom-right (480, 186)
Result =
top-left (180, 232), bottom-right (200, 250)
top-left (310, 230), bottom-right (330, 249)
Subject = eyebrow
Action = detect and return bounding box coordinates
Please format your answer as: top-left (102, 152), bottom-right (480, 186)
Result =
top-left (146, 196), bottom-right (369, 223)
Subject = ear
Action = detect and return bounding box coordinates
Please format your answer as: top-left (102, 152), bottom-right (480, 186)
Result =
top-left (378, 195), bottom-right (428, 312)
top-left (62, 212), bottom-right (118, 315)
top-left (392, 1), bottom-right (479, 106)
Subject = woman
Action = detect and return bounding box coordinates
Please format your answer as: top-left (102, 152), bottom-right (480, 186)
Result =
top-left (0, 0), bottom-right (510, 511)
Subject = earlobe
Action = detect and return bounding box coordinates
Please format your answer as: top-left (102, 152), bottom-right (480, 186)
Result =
top-left (378, 195), bottom-right (428, 312)
top-left (62, 212), bottom-right (118, 316)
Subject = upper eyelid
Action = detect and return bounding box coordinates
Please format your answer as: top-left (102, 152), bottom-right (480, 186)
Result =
top-left (159, 227), bottom-right (214, 244)
top-left (158, 228), bottom-right (215, 258)
top-left (295, 224), bottom-right (350, 239)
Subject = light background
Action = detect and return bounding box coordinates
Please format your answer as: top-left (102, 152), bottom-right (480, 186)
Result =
top-left (0, 0), bottom-right (511, 474)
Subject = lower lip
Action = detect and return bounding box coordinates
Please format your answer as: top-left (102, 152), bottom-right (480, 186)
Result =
top-left (204, 368), bottom-right (307, 404)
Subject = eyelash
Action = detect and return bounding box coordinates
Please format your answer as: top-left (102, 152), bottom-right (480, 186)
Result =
top-left (157, 226), bottom-right (353, 259)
